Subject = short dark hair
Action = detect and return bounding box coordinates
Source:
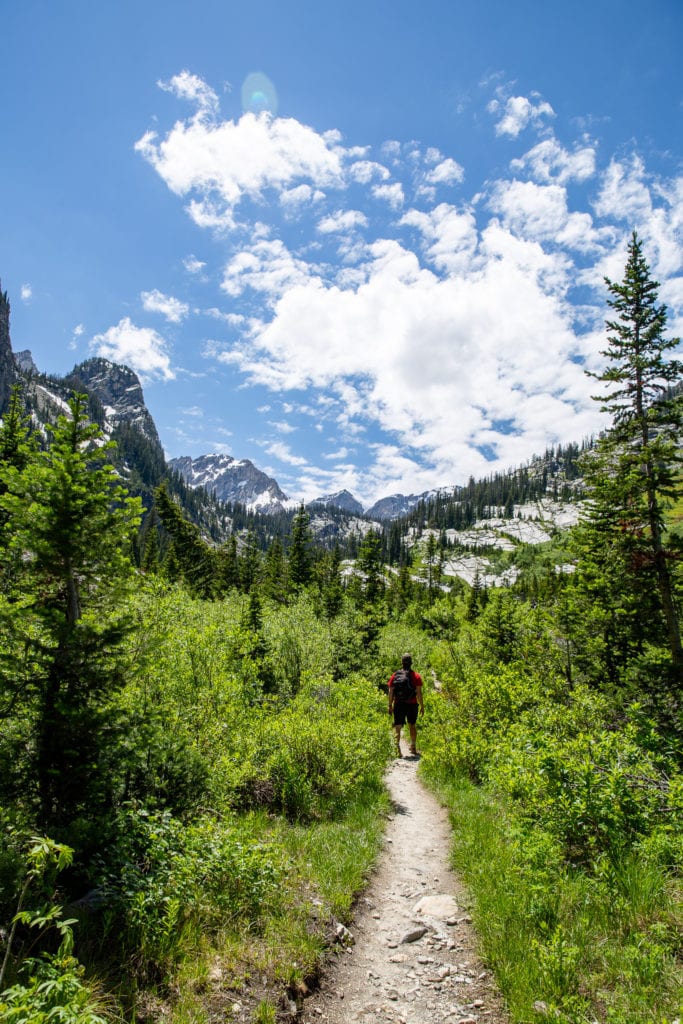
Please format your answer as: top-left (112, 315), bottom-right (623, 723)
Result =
top-left (401, 652), bottom-right (412, 668)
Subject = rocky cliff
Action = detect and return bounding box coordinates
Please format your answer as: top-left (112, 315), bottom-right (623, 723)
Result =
top-left (0, 286), bottom-right (18, 414)
top-left (312, 489), bottom-right (365, 516)
top-left (169, 453), bottom-right (291, 513)
top-left (66, 357), bottom-right (162, 448)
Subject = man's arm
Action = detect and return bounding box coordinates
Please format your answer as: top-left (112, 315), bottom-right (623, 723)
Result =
top-left (387, 674), bottom-right (395, 714)
top-left (416, 675), bottom-right (424, 715)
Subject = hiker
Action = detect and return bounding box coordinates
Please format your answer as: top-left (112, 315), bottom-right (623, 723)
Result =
top-left (387, 653), bottom-right (424, 757)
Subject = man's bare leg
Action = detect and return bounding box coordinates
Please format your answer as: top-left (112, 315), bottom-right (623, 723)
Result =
top-left (394, 724), bottom-right (402, 757)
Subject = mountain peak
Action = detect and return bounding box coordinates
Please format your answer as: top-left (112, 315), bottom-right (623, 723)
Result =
top-left (66, 357), bottom-right (161, 447)
top-left (365, 492), bottom-right (427, 520)
top-left (0, 283), bottom-right (18, 413)
top-left (312, 489), bottom-right (364, 515)
top-left (169, 452), bottom-right (290, 513)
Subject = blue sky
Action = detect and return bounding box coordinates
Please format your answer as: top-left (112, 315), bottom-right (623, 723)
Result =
top-left (1, 0), bottom-right (682, 506)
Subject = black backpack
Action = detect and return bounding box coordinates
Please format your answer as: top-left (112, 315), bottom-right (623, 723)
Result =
top-left (392, 668), bottom-right (416, 702)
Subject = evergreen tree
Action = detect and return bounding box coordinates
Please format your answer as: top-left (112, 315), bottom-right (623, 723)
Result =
top-left (288, 503), bottom-right (313, 590)
top-left (387, 563), bottom-right (414, 617)
top-left (141, 510), bottom-right (160, 574)
top-left (0, 384), bottom-right (37, 549)
top-left (356, 530), bottom-right (385, 605)
top-left (315, 545), bottom-right (344, 618)
top-left (162, 540), bottom-right (181, 583)
top-left (0, 394), bottom-right (142, 834)
top-left (154, 484), bottom-right (217, 598)
top-left (235, 589), bottom-right (275, 696)
top-left (141, 521), bottom-right (160, 574)
top-left (420, 533), bottom-right (441, 602)
top-left (0, 384), bottom-right (36, 479)
top-left (387, 520), bottom-right (403, 565)
top-left (217, 535), bottom-right (239, 593)
top-left (239, 531), bottom-right (262, 593)
top-left (262, 535), bottom-right (289, 603)
top-left (581, 232), bottom-right (683, 673)
top-left (465, 573), bottom-right (484, 621)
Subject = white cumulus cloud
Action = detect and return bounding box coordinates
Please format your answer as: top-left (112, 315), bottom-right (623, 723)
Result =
top-left (141, 289), bottom-right (190, 322)
top-left (221, 239), bottom-right (314, 301)
top-left (136, 94), bottom-right (346, 230)
top-left (372, 182), bottom-right (405, 209)
top-left (347, 160), bottom-right (390, 184)
top-left (511, 137), bottom-right (597, 184)
top-left (91, 318), bottom-right (175, 382)
top-left (183, 255), bottom-right (206, 273)
top-left (400, 204), bottom-right (478, 274)
top-left (317, 209), bottom-right (369, 234)
top-left (138, 71), bottom-right (683, 503)
top-left (158, 69), bottom-right (219, 118)
top-left (264, 440), bottom-right (308, 466)
top-left (489, 92), bottom-right (555, 138)
top-left (488, 180), bottom-right (604, 253)
top-left (424, 158), bottom-right (464, 186)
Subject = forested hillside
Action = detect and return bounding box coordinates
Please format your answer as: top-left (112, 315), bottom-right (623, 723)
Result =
top-left (0, 235), bottom-right (681, 1023)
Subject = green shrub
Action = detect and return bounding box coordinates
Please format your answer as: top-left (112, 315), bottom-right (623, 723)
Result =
top-left (0, 953), bottom-right (110, 1024)
top-left (93, 810), bottom-right (284, 975)
top-left (218, 675), bottom-right (390, 820)
top-left (487, 705), bottom-right (678, 862)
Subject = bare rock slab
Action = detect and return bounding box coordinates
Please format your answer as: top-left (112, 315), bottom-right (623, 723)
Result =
top-left (413, 894), bottom-right (459, 919)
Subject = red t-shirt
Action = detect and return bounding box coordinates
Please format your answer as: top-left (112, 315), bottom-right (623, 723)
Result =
top-left (388, 669), bottom-right (423, 704)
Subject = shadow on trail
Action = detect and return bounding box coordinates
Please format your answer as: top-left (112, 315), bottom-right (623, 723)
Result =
top-left (390, 799), bottom-right (411, 815)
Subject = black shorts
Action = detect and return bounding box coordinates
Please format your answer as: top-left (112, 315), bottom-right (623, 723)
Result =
top-left (393, 701), bottom-right (419, 726)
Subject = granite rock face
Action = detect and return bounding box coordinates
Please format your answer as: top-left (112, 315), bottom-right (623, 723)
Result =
top-left (15, 350), bottom-right (39, 374)
top-left (0, 286), bottom-right (18, 414)
top-left (170, 452), bottom-right (290, 513)
top-left (67, 357), bottom-right (162, 447)
top-left (312, 489), bottom-right (365, 516)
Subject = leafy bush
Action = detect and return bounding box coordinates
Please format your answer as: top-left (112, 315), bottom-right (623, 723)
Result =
top-left (0, 953), bottom-right (110, 1024)
top-left (420, 591), bottom-right (682, 1024)
top-left (217, 675), bottom-right (390, 820)
top-left (0, 836), bottom-right (112, 1023)
top-left (93, 809), bottom-right (284, 975)
top-left (488, 714), bottom-right (679, 861)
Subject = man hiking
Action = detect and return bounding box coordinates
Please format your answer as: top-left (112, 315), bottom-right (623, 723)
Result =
top-left (387, 653), bottom-right (424, 757)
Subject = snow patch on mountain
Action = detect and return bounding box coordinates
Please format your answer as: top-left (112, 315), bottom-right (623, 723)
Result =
top-left (312, 489), bottom-right (365, 516)
top-left (365, 492), bottom-right (429, 520)
top-left (169, 453), bottom-right (291, 513)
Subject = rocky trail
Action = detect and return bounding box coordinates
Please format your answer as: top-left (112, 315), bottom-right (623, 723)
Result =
top-left (300, 754), bottom-right (509, 1024)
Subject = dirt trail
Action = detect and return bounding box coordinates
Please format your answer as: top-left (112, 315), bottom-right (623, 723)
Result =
top-left (301, 755), bottom-right (509, 1024)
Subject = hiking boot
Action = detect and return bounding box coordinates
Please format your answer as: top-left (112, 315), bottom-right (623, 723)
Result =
top-left (409, 744), bottom-right (418, 755)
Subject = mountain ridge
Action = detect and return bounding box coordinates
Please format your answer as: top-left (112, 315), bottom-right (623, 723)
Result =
top-left (169, 452), bottom-right (292, 514)
top-left (0, 286), bottom-right (588, 550)
top-left (168, 452), bottom-right (442, 520)
top-left (0, 287), bottom-right (472, 522)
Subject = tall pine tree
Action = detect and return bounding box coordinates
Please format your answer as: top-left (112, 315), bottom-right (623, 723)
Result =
top-left (0, 395), bottom-right (142, 834)
top-left (288, 503), bottom-right (312, 591)
top-left (579, 232), bottom-right (683, 676)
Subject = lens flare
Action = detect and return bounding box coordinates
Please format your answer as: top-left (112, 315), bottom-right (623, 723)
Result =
top-left (241, 72), bottom-right (278, 116)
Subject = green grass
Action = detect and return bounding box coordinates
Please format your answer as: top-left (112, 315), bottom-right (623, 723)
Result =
top-left (153, 784), bottom-right (391, 1022)
top-left (420, 768), bottom-right (683, 1024)
top-left (278, 787), bottom-right (391, 920)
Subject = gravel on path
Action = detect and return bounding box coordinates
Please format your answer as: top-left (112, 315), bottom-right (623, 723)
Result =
top-left (299, 754), bottom-right (510, 1024)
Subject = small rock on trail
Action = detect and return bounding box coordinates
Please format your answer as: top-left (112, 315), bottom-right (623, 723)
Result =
top-left (301, 756), bottom-right (509, 1023)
